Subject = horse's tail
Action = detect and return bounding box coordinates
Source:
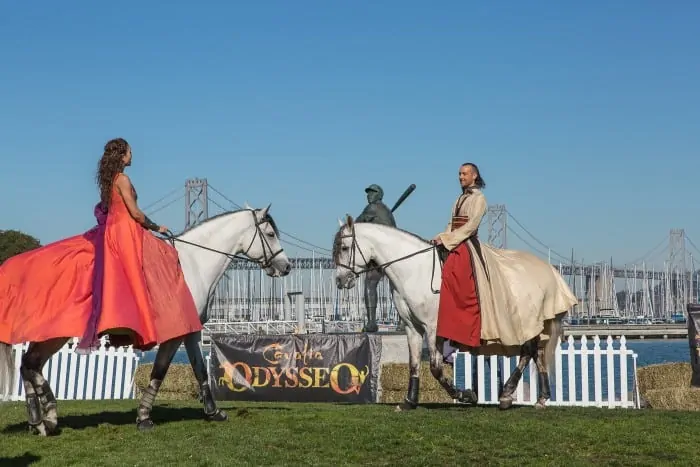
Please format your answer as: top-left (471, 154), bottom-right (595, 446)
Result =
top-left (0, 342), bottom-right (15, 402)
top-left (543, 313), bottom-right (564, 377)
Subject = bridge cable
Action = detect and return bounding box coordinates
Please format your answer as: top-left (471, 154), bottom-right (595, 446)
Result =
top-left (208, 183), bottom-right (333, 254)
top-left (627, 237), bottom-right (669, 266)
top-left (203, 191), bottom-right (333, 260)
top-left (684, 233), bottom-right (700, 259)
top-left (505, 226), bottom-right (551, 259)
top-left (146, 194), bottom-right (185, 216)
top-left (142, 186), bottom-right (182, 212)
top-left (504, 209), bottom-right (571, 263)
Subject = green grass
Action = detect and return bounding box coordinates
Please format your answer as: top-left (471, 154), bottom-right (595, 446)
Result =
top-left (0, 400), bottom-right (695, 466)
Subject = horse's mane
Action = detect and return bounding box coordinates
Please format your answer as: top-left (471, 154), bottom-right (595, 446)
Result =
top-left (332, 222), bottom-right (430, 264)
top-left (172, 208), bottom-right (279, 237)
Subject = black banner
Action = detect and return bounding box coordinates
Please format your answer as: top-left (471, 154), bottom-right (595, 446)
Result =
top-left (209, 333), bottom-right (382, 403)
top-left (687, 304), bottom-right (700, 387)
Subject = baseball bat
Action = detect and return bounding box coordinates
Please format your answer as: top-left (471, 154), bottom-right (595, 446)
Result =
top-left (391, 184), bottom-right (416, 213)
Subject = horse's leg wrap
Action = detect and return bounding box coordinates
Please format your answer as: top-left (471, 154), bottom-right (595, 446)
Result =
top-left (184, 332), bottom-right (227, 422)
top-left (200, 382), bottom-right (226, 421)
top-left (35, 379), bottom-right (58, 432)
top-left (136, 379), bottom-right (161, 430)
top-left (19, 367), bottom-right (41, 423)
top-left (534, 347), bottom-right (551, 409)
top-left (136, 338), bottom-right (181, 431)
top-left (24, 392), bottom-right (43, 427)
top-left (20, 362), bottom-right (50, 436)
top-left (499, 343), bottom-right (534, 410)
top-left (404, 375), bottom-right (420, 408)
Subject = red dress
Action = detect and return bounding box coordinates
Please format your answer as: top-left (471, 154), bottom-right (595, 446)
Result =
top-left (436, 215), bottom-right (482, 349)
top-left (0, 181), bottom-right (203, 350)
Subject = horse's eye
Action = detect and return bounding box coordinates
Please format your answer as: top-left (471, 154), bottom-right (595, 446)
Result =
top-left (341, 246), bottom-right (349, 251)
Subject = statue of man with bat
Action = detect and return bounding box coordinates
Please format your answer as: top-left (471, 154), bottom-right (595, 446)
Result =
top-left (355, 183), bottom-right (416, 332)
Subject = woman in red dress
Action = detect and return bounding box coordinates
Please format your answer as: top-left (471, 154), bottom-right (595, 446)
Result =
top-left (0, 138), bottom-right (202, 351)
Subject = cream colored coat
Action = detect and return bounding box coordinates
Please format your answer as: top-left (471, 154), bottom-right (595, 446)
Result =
top-left (437, 189), bottom-right (578, 352)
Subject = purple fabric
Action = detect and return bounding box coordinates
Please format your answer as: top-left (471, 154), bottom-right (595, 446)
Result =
top-left (443, 340), bottom-right (458, 364)
top-left (76, 202), bottom-right (108, 354)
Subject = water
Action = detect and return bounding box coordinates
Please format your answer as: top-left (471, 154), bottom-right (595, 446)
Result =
top-left (138, 337), bottom-right (691, 367)
top-left (624, 338), bottom-right (689, 367)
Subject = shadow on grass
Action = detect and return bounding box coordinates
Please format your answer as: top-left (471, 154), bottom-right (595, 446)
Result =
top-left (380, 402), bottom-right (530, 411)
top-left (0, 452), bottom-right (41, 466)
top-left (331, 401), bottom-right (530, 411)
top-left (1, 403), bottom-right (290, 435)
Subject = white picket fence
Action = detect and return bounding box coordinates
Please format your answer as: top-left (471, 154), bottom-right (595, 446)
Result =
top-left (452, 335), bottom-right (640, 408)
top-left (4, 340), bottom-right (140, 402)
top-left (2, 334), bottom-right (639, 408)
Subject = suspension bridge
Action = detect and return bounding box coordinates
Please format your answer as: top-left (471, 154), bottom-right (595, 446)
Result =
top-left (144, 178), bottom-right (700, 334)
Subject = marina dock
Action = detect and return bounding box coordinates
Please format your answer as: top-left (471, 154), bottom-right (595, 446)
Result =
top-left (562, 324), bottom-right (688, 339)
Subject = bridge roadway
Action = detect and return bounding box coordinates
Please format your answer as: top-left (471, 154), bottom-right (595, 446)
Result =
top-left (226, 256), bottom-right (695, 280)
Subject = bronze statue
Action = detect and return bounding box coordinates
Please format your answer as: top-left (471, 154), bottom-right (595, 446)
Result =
top-left (356, 183), bottom-right (415, 332)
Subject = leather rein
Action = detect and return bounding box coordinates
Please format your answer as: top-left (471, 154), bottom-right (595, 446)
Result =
top-left (160, 209), bottom-right (284, 269)
top-left (335, 223), bottom-right (443, 294)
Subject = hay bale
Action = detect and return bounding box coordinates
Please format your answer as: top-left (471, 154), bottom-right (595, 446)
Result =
top-left (637, 362), bottom-right (691, 394)
top-left (379, 363), bottom-right (450, 392)
top-left (134, 363), bottom-right (199, 400)
top-left (643, 387), bottom-right (700, 411)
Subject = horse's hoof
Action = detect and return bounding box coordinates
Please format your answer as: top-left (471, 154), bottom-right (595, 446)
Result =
top-left (458, 389), bottom-right (478, 405)
top-left (498, 398), bottom-right (513, 410)
top-left (29, 422), bottom-right (48, 437)
top-left (43, 420), bottom-right (59, 435)
top-left (137, 418), bottom-right (155, 431)
top-left (206, 409), bottom-right (228, 422)
top-left (362, 321), bottom-right (379, 333)
top-left (394, 401), bottom-right (417, 412)
top-left (534, 399), bottom-right (547, 410)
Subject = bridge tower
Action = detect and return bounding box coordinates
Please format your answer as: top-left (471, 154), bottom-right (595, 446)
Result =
top-left (185, 178), bottom-right (209, 229)
top-left (669, 228), bottom-right (687, 318)
top-left (487, 204), bottom-right (507, 248)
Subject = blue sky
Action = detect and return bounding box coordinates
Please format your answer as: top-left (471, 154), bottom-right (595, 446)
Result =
top-left (2, 1), bottom-right (699, 267)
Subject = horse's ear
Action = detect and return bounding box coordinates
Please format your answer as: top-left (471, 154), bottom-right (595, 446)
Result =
top-left (346, 214), bottom-right (354, 228)
top-left (338, 217), bottom-right (344, 227)
top-left (244, 201), bottom-right (251, 210)
top-left (256, 203), bottom-right (271, 220)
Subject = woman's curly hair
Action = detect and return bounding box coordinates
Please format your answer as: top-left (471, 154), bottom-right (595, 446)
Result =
top-left (96, 138), bottom-right (130, 206)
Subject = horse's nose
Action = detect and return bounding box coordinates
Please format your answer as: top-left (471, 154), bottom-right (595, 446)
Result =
top-left (284, 263), bottom-right (291, 274)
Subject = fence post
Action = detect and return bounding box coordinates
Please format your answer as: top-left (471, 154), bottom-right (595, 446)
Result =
top-left (7, 341), bottom-right (140, 402)
top-left (449, 334), bottom-right (638, 409)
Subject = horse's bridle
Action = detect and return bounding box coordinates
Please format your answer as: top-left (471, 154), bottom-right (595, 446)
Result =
top-left (165, 209), bottom-right (284, 270)
top-left (335, 223), bottom-right (442, 294)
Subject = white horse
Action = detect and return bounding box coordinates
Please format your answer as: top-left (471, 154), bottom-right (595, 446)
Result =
top-left (333, 215), bottom-right (568, 411)
top-left (0, 205), bottom-right (291, 434)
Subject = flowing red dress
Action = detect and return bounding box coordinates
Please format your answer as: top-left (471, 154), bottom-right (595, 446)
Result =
top-left (436, 213), bottom-right (482, 349)
top-left (0, 182), bottom-right (203, 351)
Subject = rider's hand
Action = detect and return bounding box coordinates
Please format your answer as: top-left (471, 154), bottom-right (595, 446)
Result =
top-left (158, 225), bottom-right (169, 234)
top-left (432, 235), bottom-right (443, 245)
